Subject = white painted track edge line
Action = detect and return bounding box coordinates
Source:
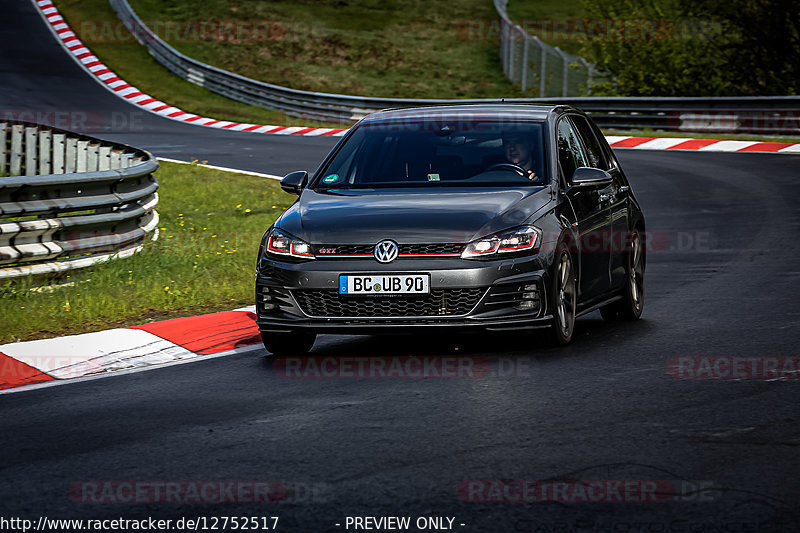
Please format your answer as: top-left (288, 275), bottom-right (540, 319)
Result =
top-left (156, 158), bottom-right (282, 180)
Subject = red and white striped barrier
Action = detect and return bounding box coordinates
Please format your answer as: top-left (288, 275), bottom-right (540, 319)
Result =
top-left (32, 1), bottom-right (800, 152)
top-left (605, 136), bottom-right (800, 154)
top-left (0, 307), bottom-right (262, 392)
top-left (34, 1), bottom-right (349, 137)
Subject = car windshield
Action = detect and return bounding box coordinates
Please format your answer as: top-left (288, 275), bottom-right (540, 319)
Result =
top-left (314, 120), bottom-right (547, 188)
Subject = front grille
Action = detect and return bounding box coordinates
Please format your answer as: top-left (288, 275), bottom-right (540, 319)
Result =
top-left (292, 288), bottom-right (484, 317)
top-left (401, 243), bottom-right (465, 255)
top-left (314, 243), bottom-right (465, 258)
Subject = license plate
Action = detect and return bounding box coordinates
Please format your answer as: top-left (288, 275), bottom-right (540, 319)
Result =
top-left (339, 274), bottom-right (430, 295)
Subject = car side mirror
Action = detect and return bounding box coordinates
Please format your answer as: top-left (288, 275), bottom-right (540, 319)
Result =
top-left (570, 167), bottom-right (612, 188)
top-left (281, 171), bottom-right (309, 195)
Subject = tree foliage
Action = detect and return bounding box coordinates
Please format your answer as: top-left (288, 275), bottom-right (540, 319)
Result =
top-left (579, 0), bottom-right (800, 96)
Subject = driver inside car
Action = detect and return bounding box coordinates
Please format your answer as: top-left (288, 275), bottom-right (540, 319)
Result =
top-left (502, 132), bottom-right (541, 182)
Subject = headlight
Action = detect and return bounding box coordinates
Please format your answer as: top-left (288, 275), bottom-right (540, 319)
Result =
top-left (265, 228), bottom-right (315, 259)
top-left (461, 226), bottom-right (541, 259)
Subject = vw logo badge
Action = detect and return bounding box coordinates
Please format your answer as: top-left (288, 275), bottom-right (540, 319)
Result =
top-left (374, 240), bottom-right (399, 263)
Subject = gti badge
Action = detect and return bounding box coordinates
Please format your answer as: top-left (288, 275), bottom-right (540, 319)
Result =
top-left (374, 240), bottom-right (399, 263)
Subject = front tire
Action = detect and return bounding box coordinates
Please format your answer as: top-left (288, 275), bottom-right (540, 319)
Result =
top-left (549, 245), bottom-right (577, 345)
top-left (261, 332), bottom-right (316, 356)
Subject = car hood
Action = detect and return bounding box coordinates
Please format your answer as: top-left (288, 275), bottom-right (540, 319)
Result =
top-left (277, 187), bottom-right (553, 244)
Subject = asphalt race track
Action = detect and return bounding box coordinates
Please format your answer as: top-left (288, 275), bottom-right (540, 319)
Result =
top-left (0, 1), bottom-right (337, 175)
top-left (2, 1), bottom-right (800, 532)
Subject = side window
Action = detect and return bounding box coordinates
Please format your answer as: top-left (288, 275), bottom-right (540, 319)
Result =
top-left (570, 115), bottom-right (609, 170)
top-left (556, 118), bottom-right (588, 183)
top-left (589, 118), bottom-right (621, 173)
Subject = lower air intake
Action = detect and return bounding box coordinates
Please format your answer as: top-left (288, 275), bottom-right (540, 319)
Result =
top-left (292, 288), bottom-right (484, 318)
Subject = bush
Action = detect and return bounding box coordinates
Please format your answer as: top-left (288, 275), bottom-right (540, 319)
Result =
top-left (579, 0), bottom-right (800, 96)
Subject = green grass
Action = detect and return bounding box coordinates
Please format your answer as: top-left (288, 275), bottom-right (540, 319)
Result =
top-left (505, 0), bottom-right (588, 56)
top-left (0, 162), bottom-right (294, 343)
top-left (53, 0), bottom-right (344, 127)
top-left (54, 0), bottom-right (798, 142)
top-left (69, 0), bottom-right (522, 100)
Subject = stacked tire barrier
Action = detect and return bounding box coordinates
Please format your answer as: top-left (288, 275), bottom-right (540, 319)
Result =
top-left (0, 120), bottom-right (159, 279)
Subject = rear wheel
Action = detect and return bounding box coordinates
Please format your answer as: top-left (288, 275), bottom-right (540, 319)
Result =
top-left (260, 332), bottom-right (316, 356)
top-left (549, 245), bottom-right (577, 345)
top-left (601, 230), bottom-right (645, 321)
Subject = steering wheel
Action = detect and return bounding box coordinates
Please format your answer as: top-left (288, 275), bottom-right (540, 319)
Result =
top-left (485, 162), bottom-right (527, 176)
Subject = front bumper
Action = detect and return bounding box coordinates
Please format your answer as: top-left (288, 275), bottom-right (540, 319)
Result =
top-left (255, 254), bottom-right (554, 334)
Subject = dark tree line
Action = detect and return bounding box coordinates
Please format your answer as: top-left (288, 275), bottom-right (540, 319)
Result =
top-left (579, 0), bottom-right (800, 96)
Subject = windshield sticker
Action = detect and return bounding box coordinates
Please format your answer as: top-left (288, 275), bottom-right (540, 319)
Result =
top-left (322, 174), bottom-right (340, 184)
top-left (427, 173), bottom-right (440, 182)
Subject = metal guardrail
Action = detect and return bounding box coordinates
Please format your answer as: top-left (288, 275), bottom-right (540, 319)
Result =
top-left (0, 121), bottom-right (159, 279)
top-left (109, 0), bottom-right (800, 134)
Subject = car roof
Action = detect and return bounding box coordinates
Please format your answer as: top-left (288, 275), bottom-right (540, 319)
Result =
top-left (361, 104), bottom-right (562, 124)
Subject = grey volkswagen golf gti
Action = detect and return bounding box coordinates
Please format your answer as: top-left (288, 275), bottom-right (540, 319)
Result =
top-left (255, 105), bottom-right (645, 355)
